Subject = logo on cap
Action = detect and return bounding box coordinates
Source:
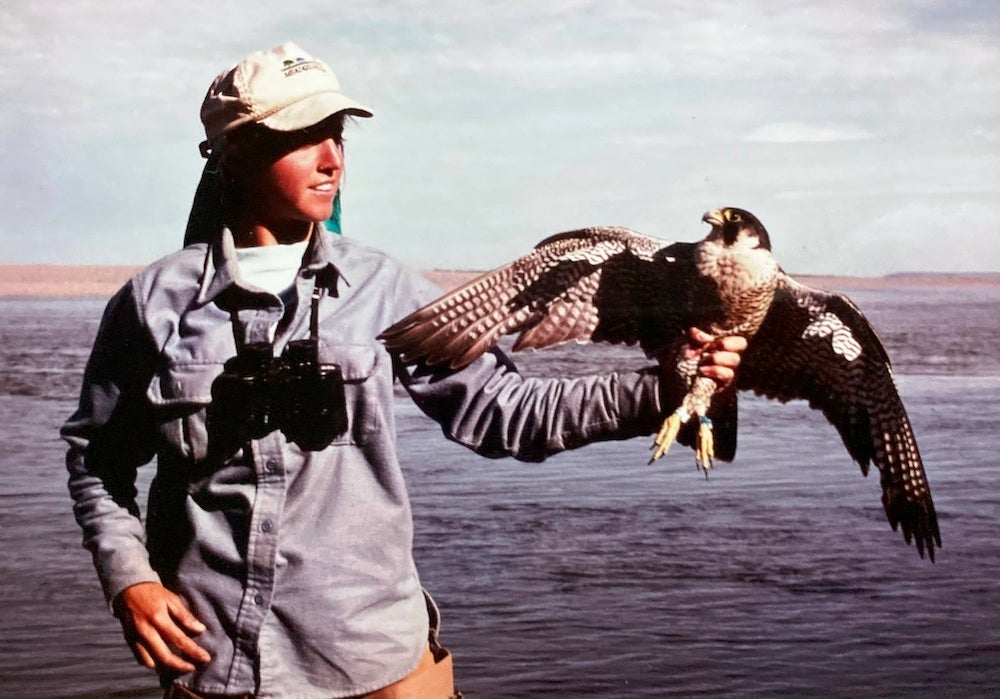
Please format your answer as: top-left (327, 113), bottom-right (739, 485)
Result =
top-left (281, 56), bottom-right (325, 77)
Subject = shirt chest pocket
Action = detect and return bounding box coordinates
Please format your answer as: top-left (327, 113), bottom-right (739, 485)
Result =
top-left (146, 362), bottom-right (223, 463)
top-left (314, 342), bottom-right (383, 446)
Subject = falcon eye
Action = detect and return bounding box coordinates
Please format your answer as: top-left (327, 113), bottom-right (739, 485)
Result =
top-left (725, 210), bottom-right (742, 223)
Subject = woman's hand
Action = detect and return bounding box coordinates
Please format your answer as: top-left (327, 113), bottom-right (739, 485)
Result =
top-left (113, 582), bottom-right (211, 674)
top-left (673, 328), bottom-right (748, 389)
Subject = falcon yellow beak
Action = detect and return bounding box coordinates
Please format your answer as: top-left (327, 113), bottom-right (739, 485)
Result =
top-left (703, 210), bottom-right (725, 227)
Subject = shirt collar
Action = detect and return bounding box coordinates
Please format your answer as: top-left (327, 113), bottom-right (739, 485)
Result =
top-left (303, 224), bottom-right (351, 290)
top-left (196, 224), bottom-right (348, 304)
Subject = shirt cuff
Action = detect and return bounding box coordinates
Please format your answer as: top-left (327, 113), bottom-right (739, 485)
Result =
top-left (100, 551), bottom-right (163, 614)
top-left (612, 367), bottom-right (668, 438)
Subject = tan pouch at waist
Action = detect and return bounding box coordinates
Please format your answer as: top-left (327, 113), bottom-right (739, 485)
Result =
top-left (165, 649), bottom-right (459, 699)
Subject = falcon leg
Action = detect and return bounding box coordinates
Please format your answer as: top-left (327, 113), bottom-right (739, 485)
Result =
top-left (695, 416), bottom-right (714, 476)
top-left (649, 409), bottom-right (688, 464)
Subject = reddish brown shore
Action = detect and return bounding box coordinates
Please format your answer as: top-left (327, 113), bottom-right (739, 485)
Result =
top-left (0, 265), bottom-right (997, 299)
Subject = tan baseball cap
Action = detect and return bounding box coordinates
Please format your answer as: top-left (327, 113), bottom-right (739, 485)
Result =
top-left (199, 41), bottom-right (373, 154)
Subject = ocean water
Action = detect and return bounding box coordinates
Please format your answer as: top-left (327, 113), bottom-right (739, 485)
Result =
top-left (0, 284), bottom-right (997, 698)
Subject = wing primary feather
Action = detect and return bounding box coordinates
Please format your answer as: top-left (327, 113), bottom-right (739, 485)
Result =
top-left (380, 226), bottom-right (676, 366)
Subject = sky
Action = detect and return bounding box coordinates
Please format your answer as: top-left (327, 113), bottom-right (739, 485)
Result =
top-left (1, 0), bottom-right (999, 275)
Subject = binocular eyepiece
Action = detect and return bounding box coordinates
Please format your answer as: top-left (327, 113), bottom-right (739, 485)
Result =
top-left (208, 339), bottom-right (347, 452)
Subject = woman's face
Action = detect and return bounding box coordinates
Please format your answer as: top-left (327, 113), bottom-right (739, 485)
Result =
top-left (246, 130), bottom-right (344, 226)
top-left (225, 117), bottom-right (346, 242)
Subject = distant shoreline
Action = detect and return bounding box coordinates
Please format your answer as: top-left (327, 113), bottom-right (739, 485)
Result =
top-left (1, 265), bottom-right (998, 299)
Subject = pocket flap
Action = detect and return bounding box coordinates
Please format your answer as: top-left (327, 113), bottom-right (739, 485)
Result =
top-left (316, 342), bottom-right (378, 382)
top-left (147, 362), bottom-right (224, 406)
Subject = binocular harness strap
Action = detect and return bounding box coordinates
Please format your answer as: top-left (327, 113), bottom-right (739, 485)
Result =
top-left (228, 285), bottom-right (326, 355)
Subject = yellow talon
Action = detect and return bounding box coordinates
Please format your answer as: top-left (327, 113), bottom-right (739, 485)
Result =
top-left (649, 412), bottom-right (683, 463)
top-left (695, 416), bottom-right (714, 474)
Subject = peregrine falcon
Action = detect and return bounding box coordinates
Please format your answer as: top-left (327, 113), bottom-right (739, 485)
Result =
top-left (379, 207), bottom-right (940, 560)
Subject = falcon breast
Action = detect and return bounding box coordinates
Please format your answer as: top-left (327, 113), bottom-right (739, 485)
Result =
top-left (379, 207), bottom-right (941, 561)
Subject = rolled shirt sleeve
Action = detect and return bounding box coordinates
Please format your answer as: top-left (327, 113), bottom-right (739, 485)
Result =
top-left (399, 350), bottom-right (664, 461)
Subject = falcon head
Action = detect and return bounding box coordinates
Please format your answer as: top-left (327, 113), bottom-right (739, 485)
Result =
top-left (703, 207), bottom-right (771, 251)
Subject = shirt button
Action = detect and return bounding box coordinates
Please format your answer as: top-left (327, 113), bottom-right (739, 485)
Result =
top-left (261, 519), bottom-right (274, 533)
top-left (254, 593), bottom-right (264, 605)
top-left (265, 459), bottom-right (279, 473)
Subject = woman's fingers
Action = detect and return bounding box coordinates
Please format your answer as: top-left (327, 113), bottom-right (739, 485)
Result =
top-left (128, 638), bottom-right (157, 670)
top-left (709, 335), bottom-right (748, 354)
top-left (158, 606), bottom-right (212, 666)
top-left (166, 595), bottom-right (210, 646)
top-left (683, 329), bottom-right (748, 388)
top-left (115, 582), bottom-right (211, 673)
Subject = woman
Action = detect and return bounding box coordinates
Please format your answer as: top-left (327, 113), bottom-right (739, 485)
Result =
top-left (63, 42), bottom-right (745, 699)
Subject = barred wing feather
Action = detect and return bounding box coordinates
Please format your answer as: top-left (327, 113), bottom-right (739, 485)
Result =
top-left (379, 227), bottom-right (689, 369)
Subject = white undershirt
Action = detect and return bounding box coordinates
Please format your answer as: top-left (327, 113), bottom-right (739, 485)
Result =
top-left (235, 240), bottom-right (309, 298)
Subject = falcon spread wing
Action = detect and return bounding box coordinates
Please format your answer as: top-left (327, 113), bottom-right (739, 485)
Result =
top-left (381, 226), bottom-right (696, 368)
top-left (737, 276), bottom-right (940, 559)
top-left (380, 212), bottom-right (940, 560)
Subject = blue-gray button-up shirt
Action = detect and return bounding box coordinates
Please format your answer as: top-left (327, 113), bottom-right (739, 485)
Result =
top-left (62, 227), bottom-right (665, 698)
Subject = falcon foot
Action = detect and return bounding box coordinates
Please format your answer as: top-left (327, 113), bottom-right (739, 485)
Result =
top-left (649, 411), bottom-right (715, 473)
top-left (649, 411), bottom-right (684, 464)
top-left (695, 416), bottom-right (714, 476)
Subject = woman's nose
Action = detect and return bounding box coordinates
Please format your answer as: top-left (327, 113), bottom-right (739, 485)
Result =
top-left (316, 138), bottom-right (343, 170)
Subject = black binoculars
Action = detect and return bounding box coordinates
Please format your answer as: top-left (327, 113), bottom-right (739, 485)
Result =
top-left (208, 339), bottom-right (347, 452)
